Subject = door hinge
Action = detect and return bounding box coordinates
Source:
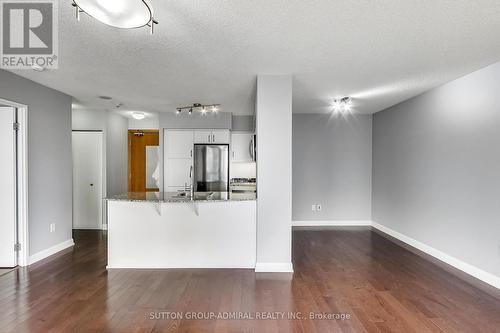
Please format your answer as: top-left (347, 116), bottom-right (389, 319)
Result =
top-left (13, 122), bottom-right (20, 131)
top-left (14, 243), bottom-right (21, 252)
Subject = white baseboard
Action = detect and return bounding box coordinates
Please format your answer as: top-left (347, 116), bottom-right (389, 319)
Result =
top-left (29, 239), bottom-right (75, 265)
top-left (255, 262), bottom-right (294, 273)
top-left (371, 221), bottom-right (500, 290)
top-left (292, 220), bottom-right (372, 227)
top-left (107, 264), bottom-right (255, 269)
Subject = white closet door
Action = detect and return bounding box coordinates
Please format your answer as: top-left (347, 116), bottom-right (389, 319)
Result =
top-left (0, 107), bottom-right (16, 267)
top-left (72, 132), bottom-right (103, 229)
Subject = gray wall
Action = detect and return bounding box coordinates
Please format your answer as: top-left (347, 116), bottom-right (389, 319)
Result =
top-left (72, 109), bottom-right (128, 196)
top-left (232, 115), bottom-right (254, 132)
top-left (106, 112), bottom-right (128, 196)
top-left (0, 69), bottom-right (72, 256)
top-left (373, 62), bottom-right (500, 278)
top-left (159, 111), bottom-right (232, 129)
top-left (293, 114), bottom-right (372, 221)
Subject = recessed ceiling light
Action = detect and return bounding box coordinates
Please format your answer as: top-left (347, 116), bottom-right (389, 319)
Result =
top-left (132, 112), bottom-right (145, 120)
top-left (98, 95), bottom-right (112, 100)
top-left (31, 64), bottom-right (45, 72)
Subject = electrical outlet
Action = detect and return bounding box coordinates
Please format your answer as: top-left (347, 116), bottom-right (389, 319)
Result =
top-left (311, 204), bottom-right (316, 211)
top-left (316, 204), bottom-right (322, 212)
top-left (50, 223), bottom-right (56, 233)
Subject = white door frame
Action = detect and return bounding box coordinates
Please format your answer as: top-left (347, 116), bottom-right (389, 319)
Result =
top-left (0, 98), bottom-right (29, 267)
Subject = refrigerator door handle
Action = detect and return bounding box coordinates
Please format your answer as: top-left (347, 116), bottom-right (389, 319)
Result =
top-left (249, 136), bottom-right (255, 161)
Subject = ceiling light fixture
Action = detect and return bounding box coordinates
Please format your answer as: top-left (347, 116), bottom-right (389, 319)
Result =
top-left (132, 112), bottom-right (145, 120)
top-left (175, 103), bottom-right (221, 115)
top-left (72, 0), bottom-right (158, 34)
top-left (332, 97), bottom-right (353, 113)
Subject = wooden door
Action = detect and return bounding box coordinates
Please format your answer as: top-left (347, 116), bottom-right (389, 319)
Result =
top-left (128, 130), bottom-right (160, 192)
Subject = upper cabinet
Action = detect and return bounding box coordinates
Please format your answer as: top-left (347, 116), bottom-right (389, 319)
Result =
top-left (194, 130), bottom-right (230, 144)
top-left (231, 133), bottom-right (255, 162)
top-left (164, 130), bottom-right (193, 159)
top-left (212, 130), bottom-right (230, 143)
top-left (194, 130), bottom-right (212, 144)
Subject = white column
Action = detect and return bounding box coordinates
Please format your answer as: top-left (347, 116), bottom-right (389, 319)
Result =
top-left (255, 75), bottom-right (293, 272)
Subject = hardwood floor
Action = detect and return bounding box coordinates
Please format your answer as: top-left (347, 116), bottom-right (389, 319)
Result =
top-left (1, 228), bottom-right (500, 332)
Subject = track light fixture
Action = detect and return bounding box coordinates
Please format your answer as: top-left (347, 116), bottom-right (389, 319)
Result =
top-left (176, 103), bottom-right (221, 115)
top-left (332, 97), bottom-right (353, 113)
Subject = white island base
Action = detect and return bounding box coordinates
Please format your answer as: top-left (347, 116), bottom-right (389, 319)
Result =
top-left (107, 199), bottom-right (256, 269)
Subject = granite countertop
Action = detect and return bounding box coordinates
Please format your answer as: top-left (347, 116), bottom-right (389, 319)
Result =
top-left (106, 191), bottom-right (256, 203)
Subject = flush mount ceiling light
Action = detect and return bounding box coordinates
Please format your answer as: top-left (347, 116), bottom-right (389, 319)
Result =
top-left (176, 103), bottom-right (221, 115)
top-left (72, 0), bottom-right (158, 34)
top-left (332, 97), bottom-right (353, 113)
top-left (132, 112), bottom-right (145, 120)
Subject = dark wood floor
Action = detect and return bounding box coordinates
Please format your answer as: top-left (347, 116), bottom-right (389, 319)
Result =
top-left (1, 228), bottom-right (500, 332)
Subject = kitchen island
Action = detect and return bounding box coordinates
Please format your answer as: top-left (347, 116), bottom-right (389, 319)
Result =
top-left (106, 192), bottom-right (256, 269)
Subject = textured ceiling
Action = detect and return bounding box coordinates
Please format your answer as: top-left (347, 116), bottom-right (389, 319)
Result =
top-left (7, 0), bottom-right (500, 114)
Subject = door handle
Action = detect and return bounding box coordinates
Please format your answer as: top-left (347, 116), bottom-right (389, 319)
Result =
top-left (249, 138), bottom-right (254, 160)
top-left (212, 134), bottom-right (215, 142)
top-left (208, 134), bottom-right (211, 143)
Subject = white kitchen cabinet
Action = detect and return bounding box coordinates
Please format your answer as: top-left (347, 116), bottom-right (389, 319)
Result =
top-left (194, 130), bottom-right (230, 144)
top-left (194, 130), bottom-right (213, 144)
top-left (212, 130), bottom-right (230, 143)
top-left (165, 158), bottom-right (193, 189)
top-left (164, 130), bottom-right (194, 159)
top-left (164, 129), bottom-right (230, 191)
top-left (231, 133), bottom-right (255, 162)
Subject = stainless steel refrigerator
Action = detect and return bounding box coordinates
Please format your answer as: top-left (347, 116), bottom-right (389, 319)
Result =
top-left (193, 144), bottom-right (229, 192)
